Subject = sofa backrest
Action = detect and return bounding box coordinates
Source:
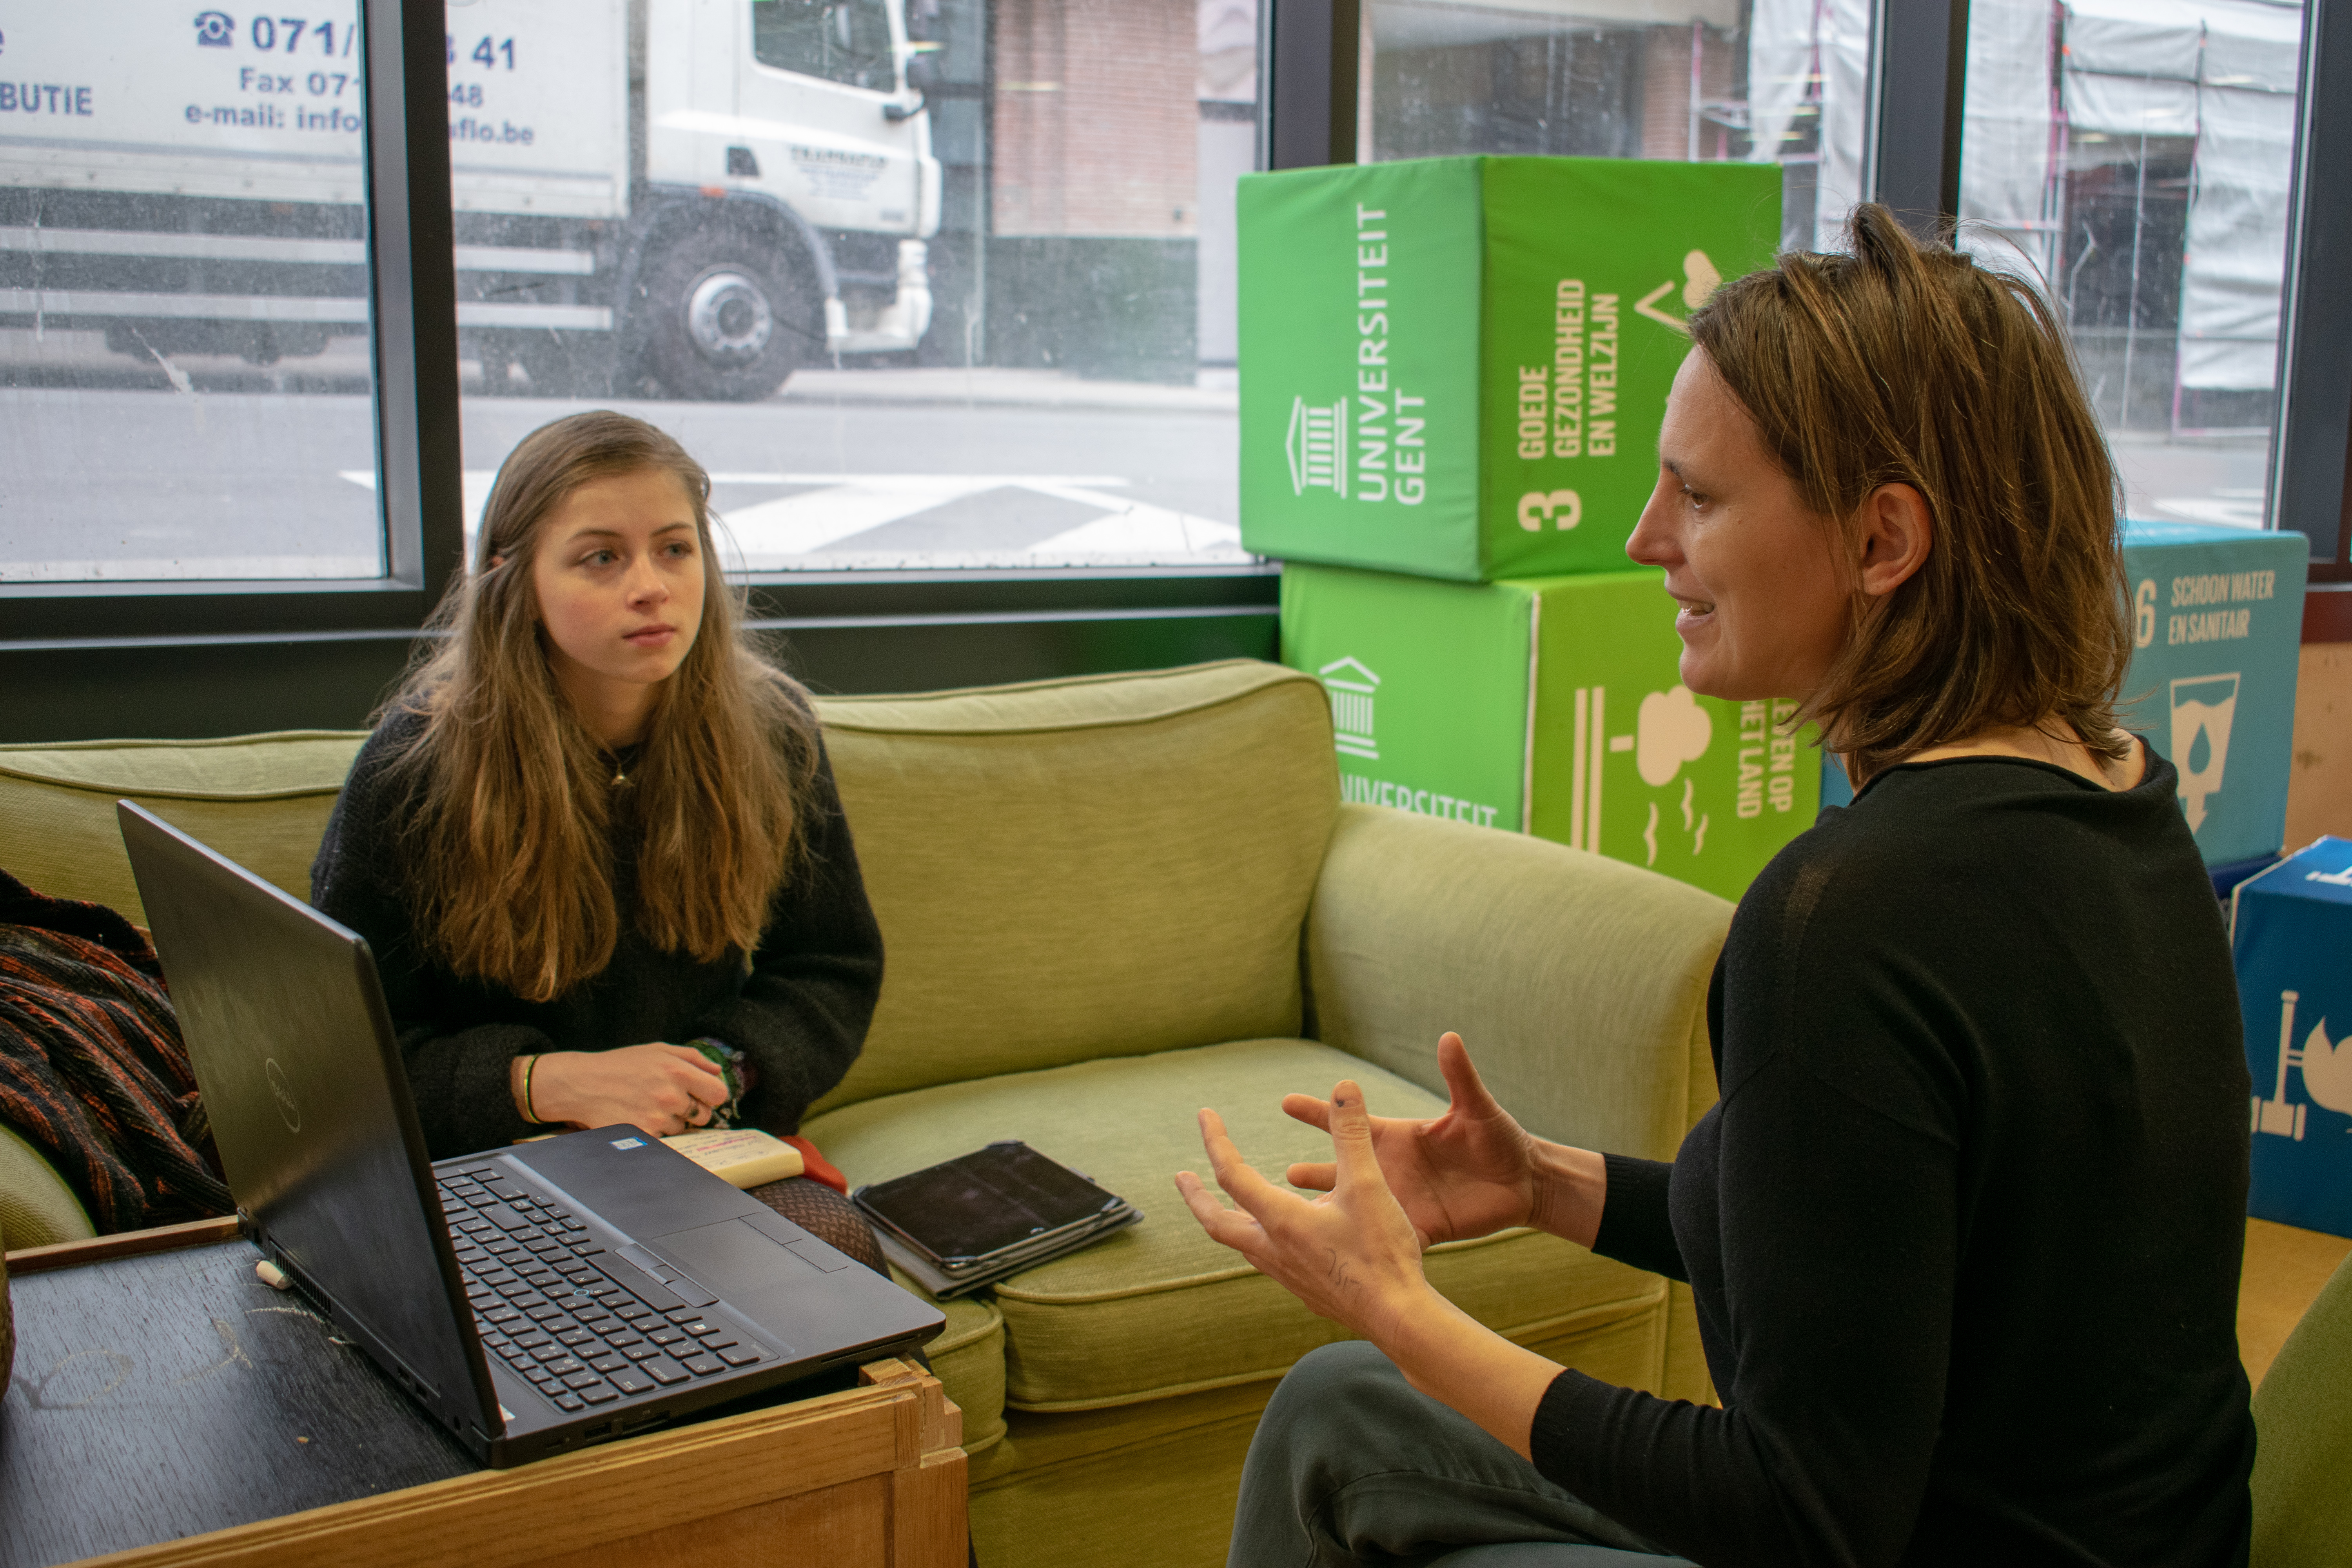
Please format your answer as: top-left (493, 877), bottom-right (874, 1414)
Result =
top-left (0, 733), bottom-right (368, 923)
top-left (809, 660), bottom-right (1339, 1114)
top-left (0, 662), bottom-right (1342, 1116)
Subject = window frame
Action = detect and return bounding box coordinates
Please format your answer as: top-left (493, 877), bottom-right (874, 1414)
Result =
top-left (1862, 0), bottom-right (1969, 229)
top-left (0, 0), bottom-right (465, 647)
top-left (2271, 0), bottom-right (2352, 583)
top-left (750, 0), bottom-right (902, 94)
top-left (0, 0), bottom-right (1276, 675)
top-left (1, 0), bottom-right (2341, 687)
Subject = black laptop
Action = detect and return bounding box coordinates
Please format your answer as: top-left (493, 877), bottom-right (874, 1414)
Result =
top-left (117, 801), bottom-right (943, 1467)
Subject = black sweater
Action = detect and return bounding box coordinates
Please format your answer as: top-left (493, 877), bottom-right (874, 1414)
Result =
top-left (1532, 753), bottom-right (2256, 1568)
top-left (311, 711), bottom-right (884, 1160)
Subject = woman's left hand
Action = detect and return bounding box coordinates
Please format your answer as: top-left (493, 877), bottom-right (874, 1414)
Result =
top-left (519, 1043), bottom-right (728, 1137)
top-left (1176, 1080), bottom-right (1435, 1346)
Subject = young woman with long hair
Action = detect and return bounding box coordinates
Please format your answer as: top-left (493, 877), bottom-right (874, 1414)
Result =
top-left (312, 409), bottom-right (889, 1268)
top-left (1183, 207), bottom-right (2256, 1565)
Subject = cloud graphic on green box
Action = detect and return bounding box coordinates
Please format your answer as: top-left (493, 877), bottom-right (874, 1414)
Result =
top-left (1637, 686), bottom-right (1712, 786)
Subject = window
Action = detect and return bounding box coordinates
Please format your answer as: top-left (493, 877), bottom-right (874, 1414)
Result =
top-left (1360, 0), bottom-right (1872, 241)
top-left (0, 3), bottom-right (382, 584)
top-left (754, 0), bottom-right (899, 92)
top-left (0, 0), bottom-right (2342, 706)
top-left (1958, 0), bottom-right (2308, 531)
top-left (1, 0), bottom-right (1258, 591)
top-left (451, 0), bottom-right (1253, 577)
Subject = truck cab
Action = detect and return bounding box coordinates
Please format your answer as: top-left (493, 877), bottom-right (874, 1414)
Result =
top-left (608, 0), bottom-right (939, 396)
top-left (460, 0), bottom-right (942, 397)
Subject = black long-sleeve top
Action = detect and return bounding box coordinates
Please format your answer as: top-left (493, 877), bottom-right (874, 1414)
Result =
top-left (1532, 752), bottom-right (2256, 1567)
top-left (311, 709), bottom-right (884, 1160)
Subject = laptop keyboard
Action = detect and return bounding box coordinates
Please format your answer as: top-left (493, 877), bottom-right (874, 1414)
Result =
top-left (436, 1167), bottom-right (772, 1414)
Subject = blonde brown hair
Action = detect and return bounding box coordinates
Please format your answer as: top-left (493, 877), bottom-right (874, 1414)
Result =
top-left (1689, 203), bottom-right (2133, 786)
top-left (381, 410), bottom-right (818, 1002)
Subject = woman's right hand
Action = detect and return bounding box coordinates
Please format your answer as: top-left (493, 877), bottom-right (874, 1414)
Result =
top-left (1282, 1032), bottom-right (1546, 1247)
top-left (513, 1044), bottom-right (729, 1138)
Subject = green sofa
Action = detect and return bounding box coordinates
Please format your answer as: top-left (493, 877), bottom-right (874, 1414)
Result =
top-left (0, 659), bottom-right (1730, 1568)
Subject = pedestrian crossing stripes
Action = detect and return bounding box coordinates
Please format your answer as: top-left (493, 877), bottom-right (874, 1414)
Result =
top-left (337, 471), bottom-right (1247, 568)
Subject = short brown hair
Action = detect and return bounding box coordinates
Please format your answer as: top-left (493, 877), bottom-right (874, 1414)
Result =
top-left (1688, 203), bottom-right (2132, 786)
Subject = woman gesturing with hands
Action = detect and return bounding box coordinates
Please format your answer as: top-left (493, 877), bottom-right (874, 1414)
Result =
top-left (1178, 1034), bottom-right (1612, 1465)
top-left (1178, 1082), bottom-right (1432, 1347)
top-left (1183, 205), bottom-right (2256, 1568)
top-left (1272, 1031), bottom-right (1605, 1252)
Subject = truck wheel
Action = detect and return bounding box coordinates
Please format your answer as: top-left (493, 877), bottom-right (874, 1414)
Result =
top-left (641, 234), bottom-right (817, 402)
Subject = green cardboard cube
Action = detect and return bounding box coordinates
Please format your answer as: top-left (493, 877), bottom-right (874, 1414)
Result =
top-left (1239, 156), bottom-right (1780, 583)
top-left (1283, 561), bottom-right (1818, 902)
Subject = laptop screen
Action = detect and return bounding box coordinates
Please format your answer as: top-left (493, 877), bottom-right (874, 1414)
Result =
top-left (120, 804), bottom-right (495, 1439)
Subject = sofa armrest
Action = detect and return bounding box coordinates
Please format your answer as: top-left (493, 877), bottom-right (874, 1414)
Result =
top-left (1306, 807), bottom-right (1733, 1404)
top-left (1304, 804), bottom-right (1730, 1165)
top-left (0, 1122), bottom-right (96, 1252)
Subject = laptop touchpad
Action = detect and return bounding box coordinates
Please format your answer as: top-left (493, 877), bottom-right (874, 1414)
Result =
top-left (650, 1218), bottom-right (823, 1309)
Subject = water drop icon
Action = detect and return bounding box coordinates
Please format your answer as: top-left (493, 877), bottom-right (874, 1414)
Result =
top-left (2189, 724), bottom-right (2212, 776)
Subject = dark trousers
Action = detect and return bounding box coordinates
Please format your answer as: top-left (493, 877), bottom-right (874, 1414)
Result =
top-left (1228, 1341), bottom-right (1695, 1568)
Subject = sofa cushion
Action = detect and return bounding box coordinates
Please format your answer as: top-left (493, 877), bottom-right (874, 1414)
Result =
top-left (0, 1120), bottom-right (96, 1251)
top-left (809, 662), bottom-right (1340, 1113)
top-left (802, 1038), bottom-right (1667, 1412)
top-left (0, 733), bottom-right (367, 924)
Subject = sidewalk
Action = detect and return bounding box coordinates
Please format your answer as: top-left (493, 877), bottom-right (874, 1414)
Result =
top-left (777, 366), bottom-right (1239, 414)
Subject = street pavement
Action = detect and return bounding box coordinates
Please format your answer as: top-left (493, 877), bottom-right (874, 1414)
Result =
top-left (0, 368), bottom-right (1246, 581)
top-left (0, 349), bottom-right (2279, 584)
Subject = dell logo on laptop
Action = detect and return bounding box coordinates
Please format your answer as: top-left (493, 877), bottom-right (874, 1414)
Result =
top-left (265, 1058), bottom-right (301, 1132)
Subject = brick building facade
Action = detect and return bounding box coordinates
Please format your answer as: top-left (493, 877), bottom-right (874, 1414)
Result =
top-left (991, 0), bottom-right (1200, 237)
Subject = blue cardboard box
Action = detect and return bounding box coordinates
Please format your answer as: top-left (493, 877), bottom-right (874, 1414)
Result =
top-left (2233, 836), bottom-right (2352, 1238)
top-left (2118, 522), bottom-right (2307, 867)
top-left (1822, 753), bottom-right (1854, 811)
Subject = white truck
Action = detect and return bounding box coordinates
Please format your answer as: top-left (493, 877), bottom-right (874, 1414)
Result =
top-left (0, 0), bottom-right (940, 397)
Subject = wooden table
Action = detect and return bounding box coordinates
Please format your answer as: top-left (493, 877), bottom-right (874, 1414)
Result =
top-left (2, 1220), bottom-right (967, 1567)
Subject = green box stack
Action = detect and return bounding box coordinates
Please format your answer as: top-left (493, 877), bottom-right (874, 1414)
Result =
top-left (1241, 155), bottom-right (1815, 899)
top-left (1238, 155), bottom-right (1781, 581)
top-left (1280, 564), bottom-right (1813, 904)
